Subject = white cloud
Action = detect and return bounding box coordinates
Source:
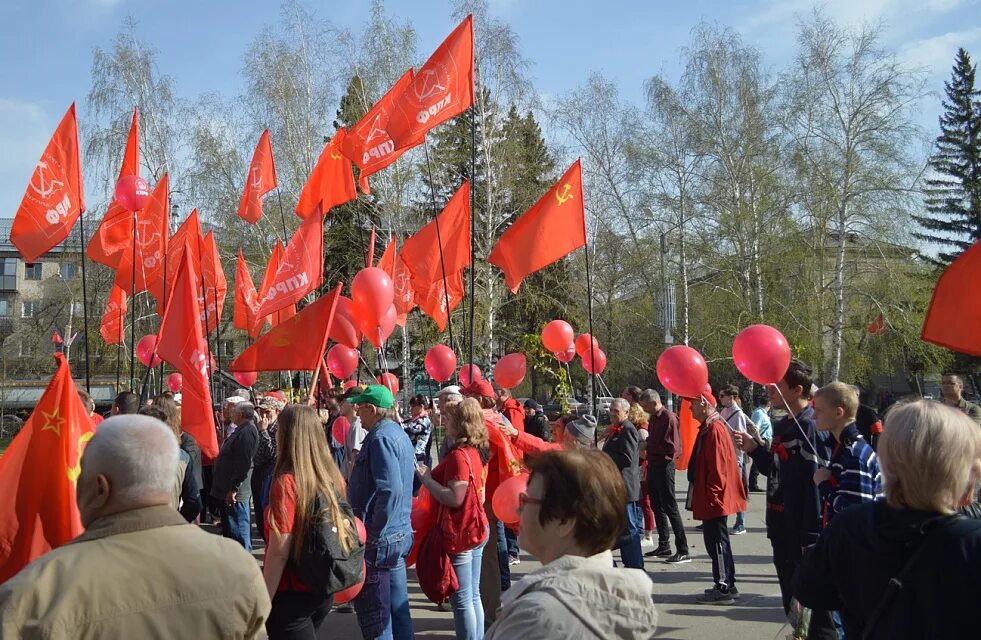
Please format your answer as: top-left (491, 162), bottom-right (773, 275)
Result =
top-left (0, 99), bottom-right (54, 218)
top-left (899, 27), bottom-right (981, 78)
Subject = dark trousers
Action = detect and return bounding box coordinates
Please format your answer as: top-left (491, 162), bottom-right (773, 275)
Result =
top-left (504, 525), bottom-right (518, 557)
top-left (495, 519), bottom-right (511, 591)
top-left (772, 536), bottom-right (839, 640)
top-left (648, 459), bottom-right (689, 553)
top-left (702, 515), bottom-right (735, 591)
top-left (252, 471), bottom-right (272, 543)
top-left (201, 464), bottom-right (214, 521)
top-left (748, 459), bottom-right (762, 490)
top-left (266, 590), bottom-right (333, 640)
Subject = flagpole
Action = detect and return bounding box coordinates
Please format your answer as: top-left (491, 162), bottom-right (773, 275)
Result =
top-left (582, 204), bottom-right (598, 430)
top-left (158, 236), bottom-right (168, 395)
top-left (468, 101), bottom-right (477, 378)
top-left (76, 213), bottom-right (91, 393)
top-left (213, 287), bottom-right (223, 380)
top-left (423, 141), bottom-right (455, 351)
top-left (196, 235), bottom-right (216, 401)
top-left (274, 188), bottom-right (289, 244)
top-left (129, 212), bottom-right (138, 390)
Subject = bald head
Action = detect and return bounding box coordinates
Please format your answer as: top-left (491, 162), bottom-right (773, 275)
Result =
top-left (76, 415), bottom-right (178, 527)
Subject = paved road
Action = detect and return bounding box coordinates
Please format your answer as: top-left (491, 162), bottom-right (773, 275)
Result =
top-left (238, 471), bottom-right (792, 639)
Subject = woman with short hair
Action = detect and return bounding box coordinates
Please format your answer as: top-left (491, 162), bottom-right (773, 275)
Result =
top-left (485, 450), bottom-right (658, 639)
top-left (795, 400), bottom-right (981, 639)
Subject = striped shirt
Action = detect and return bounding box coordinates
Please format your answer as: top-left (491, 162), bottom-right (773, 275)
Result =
top-left (819, 423), bottom-right (883, 527)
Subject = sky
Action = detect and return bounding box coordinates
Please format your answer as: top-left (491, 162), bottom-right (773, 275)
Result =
top-left (1, 0), bottom-right (980, 219)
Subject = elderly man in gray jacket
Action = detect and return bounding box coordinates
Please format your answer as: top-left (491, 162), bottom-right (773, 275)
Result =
top-left (211, 401), bottom-right (259, 551)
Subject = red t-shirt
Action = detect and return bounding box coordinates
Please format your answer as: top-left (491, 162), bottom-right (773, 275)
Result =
top-left (264, 473), bottom-right (311, 592)
top-left (431, 447), bottom-right (488, 548)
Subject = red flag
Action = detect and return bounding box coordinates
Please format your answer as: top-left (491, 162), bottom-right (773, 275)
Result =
top-left (255, 214), bottom-right (324, 319)
top-left (340, 70), bottom-right (421, 192)
top-left (111, 173), bottom-right (170, 295)
top-left (386, 16), bottom-right (474, 149)
top-left (0, 354), bottom-right (95, 582)
top-left (100, 285), bottom-right (127, 345)
top-left (418, 268), bottom-right (465, 331)
top-left (51, 330), bottom-right (63, 346)
top-left (867, 313), bottom-right (886, 335)
top-left (270, 304), bottom-right (296, 328)
top-left (392, 249), bottom-right (416, 327)
top-left (155, 249), bottom-right (218, 458)
top-left (87, 108), bottom-right (140, 268)
top-left (199, 231), bottom-right (227, 334)
top-left (231, 285), bottom-right (342, 372)
top-left (488, 159), bottom-right (586, 293)
top-left (922, 240), bottom-right (981, 355)
top-left (677, 399), bottom-right (698, 471)
top-left (149, 209), bottom-right (203, 311)
top-left (296, 129), bottom-right (357, 219)
top-left (377, 235), bottom-right (396, 277)
top-left (234, 250), bottom-right (262, 338)
top-left (238, 130), bottom-right (277, 224)
top-left (10, 103), bottom-right (85, 262)
top-left (400, 181), bottom-right (471, 296)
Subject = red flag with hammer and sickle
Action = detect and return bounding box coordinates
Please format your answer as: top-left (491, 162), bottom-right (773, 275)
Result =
top-left (296, 129), bottom-right (357, 219)
top-left (87, 108), bottom-right (139, 268)
top-left (255, 213), bottom-right (324, 319)
top-left (238, 129), bottom-right (277, 224)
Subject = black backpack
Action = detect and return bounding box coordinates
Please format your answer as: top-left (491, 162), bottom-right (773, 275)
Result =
top-left (291, 491), bottom-right (365, 595)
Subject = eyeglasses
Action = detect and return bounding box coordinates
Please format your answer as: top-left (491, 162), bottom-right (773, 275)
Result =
top-left (517, 492), bottom-right (543, 509)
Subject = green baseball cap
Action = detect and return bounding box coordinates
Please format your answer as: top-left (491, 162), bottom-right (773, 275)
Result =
top-left (348, 384), bottom-right (395, 409)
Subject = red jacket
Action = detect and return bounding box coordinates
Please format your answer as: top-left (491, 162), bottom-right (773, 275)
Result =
top-left (512, 430), bottom-right (561, 456)
top-left (500, 399), bottom-right (525, 433)
top-left (689, 415), bottom-right (747, 521)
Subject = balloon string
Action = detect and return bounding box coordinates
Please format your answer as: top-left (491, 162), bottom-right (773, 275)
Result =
top-left (769, 383), bottom-right (825, 465)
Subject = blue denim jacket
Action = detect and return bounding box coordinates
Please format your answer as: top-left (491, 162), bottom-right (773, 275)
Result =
top-left (348, 417), bottom-right (415, 566)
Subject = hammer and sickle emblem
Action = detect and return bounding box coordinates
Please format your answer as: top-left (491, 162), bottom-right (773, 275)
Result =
top-left (555, 184), bottom-right (575, 206)
top-left (67, 431), bottom-right (95, 484)
top-left (330, 145), bottom-right (342, 161)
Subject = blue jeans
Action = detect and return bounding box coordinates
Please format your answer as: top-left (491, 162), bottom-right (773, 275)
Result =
top-left (495, 519), bottom-right (511, 590)
top-left (504, 525), bottom-right (518, 557)
top-left (354, 533), bottom-right (414, 640)
top-left (618, 501), bottom-right (645, 569)
top-left (222, 498), bottom-right (252, 552)
top-left (450, 531), bottom-right (488, 640)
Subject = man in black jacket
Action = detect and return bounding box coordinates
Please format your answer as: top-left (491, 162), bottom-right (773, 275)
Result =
top-left (523, 400), bottom-right (549, 441)
top-left (602, 398), bottom-right (643, 569)
top-left (211, 401), bottom-right (259, 551)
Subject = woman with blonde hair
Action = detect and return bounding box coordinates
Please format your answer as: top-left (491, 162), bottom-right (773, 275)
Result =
top-left (416, 397), bottom-right (490, 640)
top-left (263, 404), bottom-right (359, 639)
top-left (796, 400), bottom-right (981, 639)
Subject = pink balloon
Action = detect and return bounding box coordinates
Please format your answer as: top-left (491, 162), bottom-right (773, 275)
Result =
top-left (234, 371), bottom-right (258, 387)
top-left (425, 345), bottom-right (457, 383)
top-left (459, 363), bottom-right (482, 387)
top-left (343, 379), bottom-right (359, 391)
top-left (114, 175), bottom-right (151, 212)
top-left (354, 517), bottom-right (367, 544)
top-left (166, 372), bottom-right (183, 392)
top-left (541, 320), bottom-right (575, 353)
top-left (331, 415), bottom-right (351, 445)
top-left (732, 324), bottom-right (792, 385)
top-left (575, 333), bottom-right (600, 359)
top-left (136, 334), bottom-right (162, 367)
top-left (704, 383), bottom-right (712, 396)
top-left (656, 345), bottom-right (709, 399)
top-left (332, 559), bottom-right (366, 605)
top-left (492, 473), bottom-right (529, 524)
top-left (582, 349), bottom-right (607, 375)
top-left (359, 305), bottom-right (397, 349)
top-left (326, 344), bottom-right (359, 379)
top-left (330, 296), bottom-right (362, 349)
top-left (554, 346), bottom-right (576, 364)
top-left (493, 353), bottom-right (527, 389)
top-left (377, 372), bottom-right (399, 395)
top-left (352, 267), bottom-right (395, 326)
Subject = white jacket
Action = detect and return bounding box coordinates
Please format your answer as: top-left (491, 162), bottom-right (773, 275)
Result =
top-left (485, 550), bottom-right (657, 640)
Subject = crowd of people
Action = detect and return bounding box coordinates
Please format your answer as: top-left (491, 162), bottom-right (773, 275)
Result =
top-left (1, 366), bottom-right (980, 640)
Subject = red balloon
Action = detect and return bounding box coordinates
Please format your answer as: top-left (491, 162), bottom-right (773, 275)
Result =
top-left (656, 345), bottom-right (709, 399)
top-left (136, 334), bottom-right (162, 367)
top-left (575, 333), bottom-right (600, 359)
top-left (459, 363), bottom-right (482, 387)
top-left (332, 559), bottom-right (366, 604)
top-left (492, 473), bottom-right (529, 524)
top-left (352, 267), bottom-right (395, 326)
top-left (732, 324), bottom-right (792, 385)
top-left (332, 415), bottom-right (351, 444)
top-left (359, 305), bottom-right (397, 349)
top-left (493, 353), bottom-right (527, 389)
top-left (343, 379), bottom-right (359, 391)
top-left (541, 320), bottom-right (575, 353)
top-left (424, 345), bottom-right (457, 383)
top-left (326, 344), bottom-right (359, 379)
top-left (234, 371), bottom-right (258, 387)
top-left (114, 175), bottom-right (151, 212)
top-left (329, 296), bottom-right (362, 349)
top-left (166, 372), bottom-right (183, 393)
top-left (582, 349), bottom-right (607, 375)
top-left (554, 346), bottom-right (576, 364)
top-left (704, 383), bottom-right (712, 396)
top-left (377, 372), bottom-right (399, 395)
top-left (354, 517), bottom-right (367, 544)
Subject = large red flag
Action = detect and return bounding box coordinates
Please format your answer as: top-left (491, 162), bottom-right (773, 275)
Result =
top-left (231, 285), bottom-right (342, 372)
top-left (112, 173), bottom-right (170, 295)
top-left (386, 16), bottom-right (474, 149)
top-left (238, 130), bottom-right (277, 224)
top-left (296, 129), bottom-right (357, 219)
top-left (392, 249), bottom-right (416, 326)
top-left (10, 103), bottom-right (85, 262)
top-left (376, 235), bottom-right (396, 277)
top-left (488, 159), bottom-right (586, 293)
top-left (155, 249), bottom-right (218, 458)
top-left (922, 239), bottom-right (981, 355)
top-left (149, 209), bottom-right (203, 311)
top-left (99, 285), bottom-right (127, 345)
top-left (88, 108), bottom-right (139, 268)
top-left (199, 231), bottom-right (227, 334)
top-left (255, 214), bottom-right (324, 319)
top-left (341, 70), bottom-right (421, 192)
top-left (400, 181), bottom-right (471, 296)
top-left (417, 268), bottom-right (465, 331)
top-left (0, 354), bottom-right (95, 582)
top-left (256, 240), bottom-right (293, 331)
top-left (234, 250), bottom-right (263, 338)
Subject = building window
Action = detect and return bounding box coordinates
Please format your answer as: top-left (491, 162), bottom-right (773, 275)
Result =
top-left (0, 298), bottom-right (9, 318)
top-left (25, 263), bottom-right (42, 280)
top-left (220, 340), bottom-right (235, 357)
top-left (17, 341), bottom-right (30, 357)
top-left (0, 258), bottom-right (16, 290)
top-left (60, 262), bottom-right (78, 279)
top-left (21, 301), bottom-right (36, 318)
